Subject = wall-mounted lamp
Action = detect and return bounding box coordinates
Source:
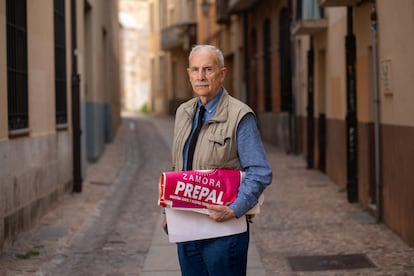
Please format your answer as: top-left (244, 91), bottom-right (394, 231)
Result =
top-left (201, 0), bottom-right (209, 17)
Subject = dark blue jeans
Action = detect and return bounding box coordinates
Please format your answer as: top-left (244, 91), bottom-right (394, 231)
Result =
top-left (177, 231), bottom-right (249, 276)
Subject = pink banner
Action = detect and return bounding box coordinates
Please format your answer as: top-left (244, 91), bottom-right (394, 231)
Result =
top-left (158, 169), bottom-right (242, 211)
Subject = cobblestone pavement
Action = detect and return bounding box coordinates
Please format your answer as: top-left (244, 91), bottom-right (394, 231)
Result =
top-left (1, 114), bottom-right (414, 275)
top-left (253, 148), bottom-right (414, 275)
top-left (0, 116), bottom-right (129, 275)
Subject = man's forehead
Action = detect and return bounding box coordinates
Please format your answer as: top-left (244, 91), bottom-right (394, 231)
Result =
top-left (189, 58), bottom-right (217, 67)
top-left (189, 63), bottom-right (215, 68)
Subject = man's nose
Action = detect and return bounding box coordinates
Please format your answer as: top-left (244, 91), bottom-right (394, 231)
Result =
top-left (197, 69), bottom-right (206, 79)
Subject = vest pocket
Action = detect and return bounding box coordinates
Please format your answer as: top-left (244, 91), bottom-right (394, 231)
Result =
top-left (206, 134), bottom-right (231, 166)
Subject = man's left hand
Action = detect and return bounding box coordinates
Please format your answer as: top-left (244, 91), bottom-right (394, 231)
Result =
top-left (206, 204), bottom-right (236, 222)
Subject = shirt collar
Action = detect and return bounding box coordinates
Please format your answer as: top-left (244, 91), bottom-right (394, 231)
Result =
top-left (197, 87), bottom-right (223, 115)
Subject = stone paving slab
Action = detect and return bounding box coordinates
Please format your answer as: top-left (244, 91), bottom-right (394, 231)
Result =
top-left (252, 148), bottom-right (414, 275)
top-left (0, 122), bottom-right (128, 275)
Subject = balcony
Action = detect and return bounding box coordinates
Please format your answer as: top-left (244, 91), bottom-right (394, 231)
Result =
top-left (228, 0), bottom-right (260, 14)
top-left (318, 0), bottom-right (357, 6)
top-left (161, 22), bottom-right (197, 51)
top-left (292, 18), bottom-right (328, 35)
top-left (293, 0), bottom-right (328, 36)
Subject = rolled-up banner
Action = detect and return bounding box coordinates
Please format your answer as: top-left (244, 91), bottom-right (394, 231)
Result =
top-left (158, 169), bottom-right (262, 215)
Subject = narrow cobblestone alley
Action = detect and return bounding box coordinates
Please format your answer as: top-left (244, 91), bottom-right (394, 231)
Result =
top-left (0, 115), bottom-right (172, 275)
top-left (1, 114), bottom-right (413, 275)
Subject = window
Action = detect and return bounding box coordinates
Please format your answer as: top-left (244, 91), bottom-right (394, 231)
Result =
top-left (7, 0), bottom-right (28, 131)
top-left (54, 0), bottom-right (68, 125)
top-left (297, 0), bottom-right (324, 20)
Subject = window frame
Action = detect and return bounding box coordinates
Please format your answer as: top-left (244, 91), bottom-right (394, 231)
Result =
top-left (6, 0), bottom-right (29, 134)
top-left (54, 0), bottom-right (68, 127)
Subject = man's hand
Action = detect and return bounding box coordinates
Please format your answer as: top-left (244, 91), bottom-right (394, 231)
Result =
top-left (207, 204), bottom-right (236, 222)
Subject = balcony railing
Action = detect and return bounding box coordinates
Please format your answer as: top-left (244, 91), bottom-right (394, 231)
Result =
top-left (161, 22), bottom-right (197, 51)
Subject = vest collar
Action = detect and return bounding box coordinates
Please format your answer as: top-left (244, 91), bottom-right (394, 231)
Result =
top-left (183, 89), bottom-right (230, 123)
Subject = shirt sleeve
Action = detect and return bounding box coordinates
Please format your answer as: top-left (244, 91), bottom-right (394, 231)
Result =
top-left (228, 113), bottom-right (273, 217)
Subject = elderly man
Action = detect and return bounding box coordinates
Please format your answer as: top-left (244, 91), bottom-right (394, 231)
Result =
top-left (164, 44), bottom-right (272, 276)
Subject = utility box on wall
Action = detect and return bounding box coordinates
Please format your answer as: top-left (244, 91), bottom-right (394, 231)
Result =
top-left (380, 59), bottom-right (392, 96)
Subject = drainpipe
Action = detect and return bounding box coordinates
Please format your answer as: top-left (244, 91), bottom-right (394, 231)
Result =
top-left (71, 0), bottom-right (82, 192)
top-left (243, 11), bottom-right (249, 104)
top-left (371, 1), bottom-right (382, 222)
top-left (288, 0), bottom-right (298, 155)
top-left (306, 37), bottom-right (314, 169)
top-left (345, 6), bottom-right (358, 203)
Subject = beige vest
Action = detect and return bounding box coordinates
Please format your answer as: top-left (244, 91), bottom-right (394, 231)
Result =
top-left (172, 89), bottom-right (253, 172)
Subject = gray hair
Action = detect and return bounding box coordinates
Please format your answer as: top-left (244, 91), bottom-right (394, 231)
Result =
top-left (188, 45), bottom-right (225, 67)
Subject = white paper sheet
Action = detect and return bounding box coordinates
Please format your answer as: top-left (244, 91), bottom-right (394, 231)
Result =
top-left (167, 193), bottom-right (264, 215)
top-left (165, 208), bottom-right (247, 243)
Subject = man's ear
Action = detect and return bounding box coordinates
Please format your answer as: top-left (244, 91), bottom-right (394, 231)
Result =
top-left (220, 67), bottom-right (227, 81)
top-left (187, 68), bottom-right (192, 81)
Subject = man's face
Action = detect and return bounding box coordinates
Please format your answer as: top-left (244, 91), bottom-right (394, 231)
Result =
top-left (187, 49), bottom-right (227, 103)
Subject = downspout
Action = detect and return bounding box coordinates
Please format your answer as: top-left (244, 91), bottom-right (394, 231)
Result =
top-left (243, 11), bottom-right (249, 104)
top-left (371, 1), bottom-right (382, 222)
top-left (345, 6), bottom-right (358, 203)
top-left (288, 0), bottom-right (298, 155)
top-left (71, 0), bottom-right (82, 192)
top-left (306, 37), bottom-right (314, 169)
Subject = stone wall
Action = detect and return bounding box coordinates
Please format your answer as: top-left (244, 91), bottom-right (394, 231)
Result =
top-left (0, 132), bottom-right (72, 249)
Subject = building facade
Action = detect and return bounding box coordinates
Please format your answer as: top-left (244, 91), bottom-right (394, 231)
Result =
top-left (149, 0), bottom-right (414, 246)
top-left (0, 0), bottom-right (121, 250)
top-left (119, 0), bottom-right (150, 113)
top-left (148, 0), bottom-right (197, 115)
top-left (292, 0), bottom-right (414, 246)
